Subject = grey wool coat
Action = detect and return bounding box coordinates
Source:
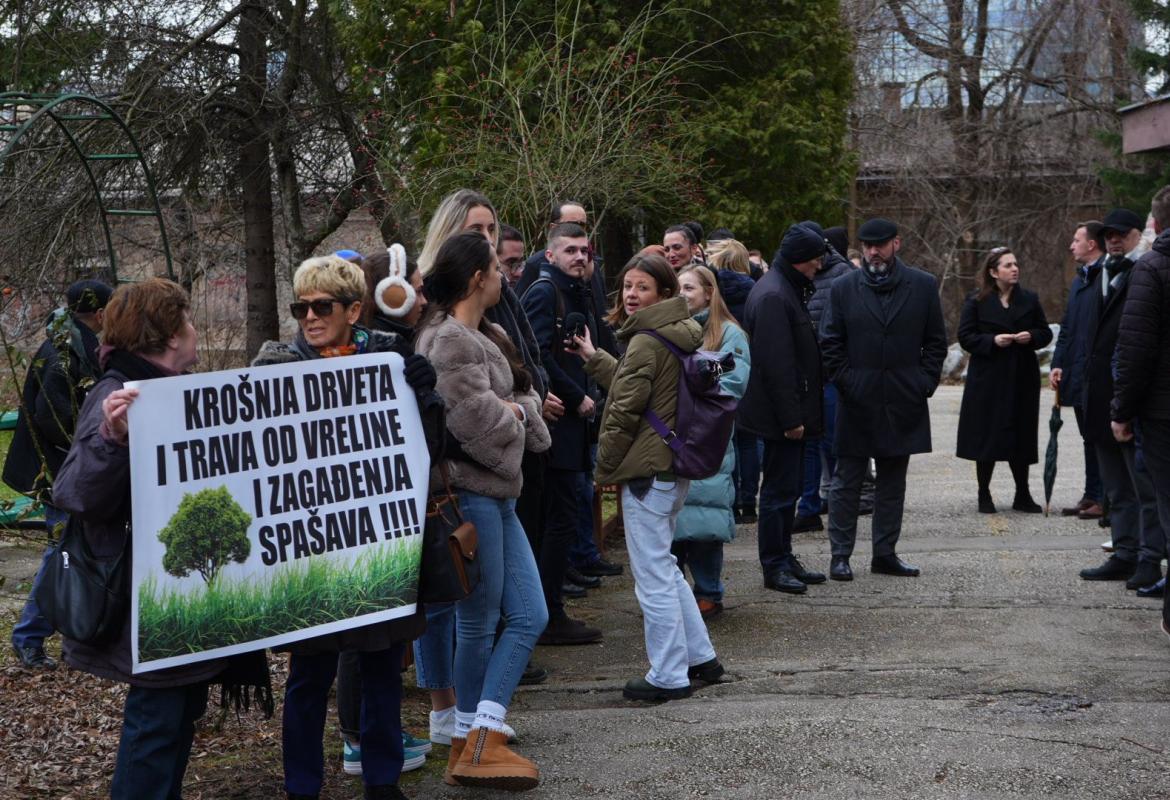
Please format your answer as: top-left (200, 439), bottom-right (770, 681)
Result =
top-left (414, 314), bottom-right (550, 499)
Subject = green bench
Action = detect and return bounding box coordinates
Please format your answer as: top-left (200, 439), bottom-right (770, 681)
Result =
top-left (0, 410), bottom-right (44, 526)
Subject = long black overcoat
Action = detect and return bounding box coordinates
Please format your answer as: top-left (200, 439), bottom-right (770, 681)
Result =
top-left (955, 289), bottom-right (1052, 463)
top-left (819, 260), bottom-right (948, 458)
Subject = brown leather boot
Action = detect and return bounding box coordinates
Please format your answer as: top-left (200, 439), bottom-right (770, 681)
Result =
top-left (451, 727), bottom-right (539, 791)
top-left (443, 736), bottom-right (466, 786)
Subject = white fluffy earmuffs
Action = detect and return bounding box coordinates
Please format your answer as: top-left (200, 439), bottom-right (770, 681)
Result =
top-left (374, 243), bottom-right (416, 318)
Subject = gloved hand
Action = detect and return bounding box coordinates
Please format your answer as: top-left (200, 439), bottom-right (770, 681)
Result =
top-left (403, 353), bottom-right (437, 395)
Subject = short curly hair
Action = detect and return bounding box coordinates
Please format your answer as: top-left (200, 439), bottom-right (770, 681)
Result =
top-left (102, 278), bottom-right (191, 354)
top-left (293, 255), bottom-right (366, 303)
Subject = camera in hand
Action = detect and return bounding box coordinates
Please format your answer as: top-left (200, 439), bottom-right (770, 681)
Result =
top-left (563, 312), bottom-right (586, 350)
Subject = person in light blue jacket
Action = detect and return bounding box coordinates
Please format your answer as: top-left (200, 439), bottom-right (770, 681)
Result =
top-left (670, 265), bottom-right (751, 619)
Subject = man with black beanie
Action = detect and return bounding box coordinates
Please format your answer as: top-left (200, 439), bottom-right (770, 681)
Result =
top-left (5, 278), bottom-right (112, 669)
top-left (738, 224), bottom-right (828, 593)
top-left (819, 219), bottom-right (947, 580)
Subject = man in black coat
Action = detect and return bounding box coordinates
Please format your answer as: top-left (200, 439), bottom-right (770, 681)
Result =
top-left (5, 279), bottom-right (112, 669)
top-left (1110, 193), bottom-right (1170, 607)
top-left (1051, 221), bottom-right (1107, 518)
top-left (521, 223), bottom-right (604, 645)
top-left (739, 224), bottom-right (827, 594)
top-left (1079, 208), bottom-right (1165, 589)
top-left (819, 219), bottom-right (948, 579)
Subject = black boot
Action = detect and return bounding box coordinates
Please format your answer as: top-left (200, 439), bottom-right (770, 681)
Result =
top-left (978, 490), bottom-right (997, 514)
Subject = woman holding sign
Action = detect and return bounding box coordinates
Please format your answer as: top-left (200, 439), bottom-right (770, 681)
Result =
top-left (253, 255), bottom-right (444, 800)
top-left (416, 231), bottom-right (552, 790)
top-left (53, 278), bottom-right (265, 800)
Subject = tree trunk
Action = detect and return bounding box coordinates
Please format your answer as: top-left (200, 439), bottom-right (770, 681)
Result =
top-left (238, 0), bottom-right (279, 359)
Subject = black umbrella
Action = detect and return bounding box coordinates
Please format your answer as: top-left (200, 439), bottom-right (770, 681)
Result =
top-left (1043, 388), bottom-right (1063, 516)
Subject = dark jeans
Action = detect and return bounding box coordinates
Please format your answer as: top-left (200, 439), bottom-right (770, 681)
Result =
top-left (570, 444), bottom-right (603, 567)
top-left (1134, 419), bottom-right (1170, 627)
top-left (111, 682), bottom-right (209, 800)
top-left (285, 647), bottom-right (404, 794)
top-left (1073, 406), bottom-right (1103, 503)
top-left (11, 504), bottom-right (70, 650)
top-left (672, 539), bottom-right (725, 602)
top-left (734, 428), bottom-right (762, 511)
top-left (828, 454), bottom-right (911, 558)
top-left (539, 468), bottom-right (581, 619)
top-left (757, 438), bottom-right (805, 572)
top-left (798, 383), bottom-right (838, 516)
top-left (516, 449), bottom-right (547, 554)
top-left (1095, 441), bottom-right (1147, 564)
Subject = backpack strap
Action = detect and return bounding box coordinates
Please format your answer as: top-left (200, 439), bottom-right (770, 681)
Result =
top-left (523, 274), bottom-right (571, 366)
top-left (632, 330), bottom-right (684, 454)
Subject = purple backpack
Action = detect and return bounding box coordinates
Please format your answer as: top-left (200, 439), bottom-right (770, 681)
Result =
top-left (635, 330), bottom-right (738, 480)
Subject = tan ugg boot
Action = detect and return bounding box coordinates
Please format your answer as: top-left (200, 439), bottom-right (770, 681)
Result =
top-left (451, 727), bottom-right (539, 791)
top-left (443, 736), bottom-right (466, 786)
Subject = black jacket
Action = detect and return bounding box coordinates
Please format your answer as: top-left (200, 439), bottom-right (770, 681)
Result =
top-left (521, 266), bottom-right (596, 471)
top-left (1051, 256), bottom-right (1102, 408)
top-left (807, 248), bottom-right (854, 334)
top-left (3, 311), bottom-right (102, 502)
top-left (1082, 258), bottom-right (1136, 442)
top-left (715, 269), bottom-right (756, 325)
top-left (955, 289), bottom-right (1052, 463)
top-left (1113, 229), bottom-right (1170, 422)
top-left (819, 259), bottom-right (948, 458)
top-left (738, 259), bottom-right (823, 440)
top-left (518, 251), bottom-right (619, 357)
top-left (485, 277), bottom-right (548, 399)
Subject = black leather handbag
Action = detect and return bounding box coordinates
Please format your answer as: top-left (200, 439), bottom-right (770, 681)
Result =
top-left (34, 516), bottom-right (130, 645)
top-left (417, 465), bottom-right (479, 604)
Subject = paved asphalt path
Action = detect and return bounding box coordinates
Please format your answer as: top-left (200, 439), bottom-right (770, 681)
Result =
top-left (415, 386), bottom-right (1170, 799)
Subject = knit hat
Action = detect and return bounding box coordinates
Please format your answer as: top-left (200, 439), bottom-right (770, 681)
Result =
top-left (780, 224), bottom-right (827, 265)
top-left (65, 279), bottom-right (113, 313)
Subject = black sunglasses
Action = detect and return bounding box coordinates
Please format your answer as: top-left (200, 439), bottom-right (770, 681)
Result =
top-left (289, 298), bottom-right (350, 320)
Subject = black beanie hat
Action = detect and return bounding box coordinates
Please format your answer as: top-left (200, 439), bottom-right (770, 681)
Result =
top-left (780, 224), bottom-right (827, 265)
top-left (66, 279), bottom-right (114, 313)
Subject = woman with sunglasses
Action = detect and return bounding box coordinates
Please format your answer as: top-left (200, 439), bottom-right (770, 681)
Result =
top-left (253, 255), bottom-right (444, 800)
top-left (956, 246), bottom-right (1052, 513)
top-left (415, 231), bottom-right (551, 789)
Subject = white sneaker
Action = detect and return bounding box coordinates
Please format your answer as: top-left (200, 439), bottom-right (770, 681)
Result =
top-left (429, 709), bottom-right (455, 746)
top-left (343, 738), bottom-right (426, 775)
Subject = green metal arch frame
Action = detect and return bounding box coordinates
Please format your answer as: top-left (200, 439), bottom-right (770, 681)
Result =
top-left (0, 92), bottom-right (174, 281)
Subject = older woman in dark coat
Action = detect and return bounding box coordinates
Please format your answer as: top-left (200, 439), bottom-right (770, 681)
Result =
top-left (53, 278), bottom-right (241, 800)
top-left (253, 254), bottom-right (443, 800)
top-left (956, 247), bottom-right (1053, 513)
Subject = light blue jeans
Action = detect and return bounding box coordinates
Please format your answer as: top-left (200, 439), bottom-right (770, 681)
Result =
top-left (454, 492), bottom-right (548, 714)
top-left (412, 602), bottom-right (454, 690)
top-left (622, 479), bottom-right (716, 689)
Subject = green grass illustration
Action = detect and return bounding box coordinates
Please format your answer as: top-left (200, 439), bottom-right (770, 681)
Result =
top-left (138, 541), bottom-right (421, 662)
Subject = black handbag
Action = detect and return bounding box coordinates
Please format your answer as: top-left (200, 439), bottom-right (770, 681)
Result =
top-left (34, 515), bottom-right (130, 645)
top-left (417, 465), bottom-right (480, 604)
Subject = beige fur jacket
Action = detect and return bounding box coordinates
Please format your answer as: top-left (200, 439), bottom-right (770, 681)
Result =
top-left (415, 314), bottom-right (550, 499)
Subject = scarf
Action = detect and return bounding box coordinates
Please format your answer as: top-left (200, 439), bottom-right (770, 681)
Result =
top-left (863, 258), bottom-right (902, 294)
top-left (99, 346), bottom-right (275, 718)
top-left (291, 326), bottom-right (369, 360)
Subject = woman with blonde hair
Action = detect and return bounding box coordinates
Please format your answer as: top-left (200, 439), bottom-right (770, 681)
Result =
top-left (708, 240), bottom-right (751, 276)
top-left (670, 266), bottom-right (750, 619)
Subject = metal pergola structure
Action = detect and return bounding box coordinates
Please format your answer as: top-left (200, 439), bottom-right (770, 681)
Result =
top-left (0, 91), bottom-right (174, 282)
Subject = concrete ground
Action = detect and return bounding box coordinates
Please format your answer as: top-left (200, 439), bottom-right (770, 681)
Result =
top-left (430, 386), bottom-right (1170, 799)
top-left (2, 386), bottom-right (1167, 798)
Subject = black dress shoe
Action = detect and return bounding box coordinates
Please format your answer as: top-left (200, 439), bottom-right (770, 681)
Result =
top-left (1126, 561), bottom-right (1163, 591)
top-left (871, 554), bottom-right (920, 577)
top-left (623, 677), bottom-right (692, 702)
top-left (1011, 494), bottom-right (1043, 513)
top-left (565, 567), bottom-right (602, 589)
top-left (538, 614), bottom-right (602, 645)
top-left (519, 663), bottom-right (549, 685)
top-left (1137, 577), bottom-right (1166, 598)
top-left (687, 657), bottom-right (725, 684)
top-left (561, 582), bottom-right (587, 599)
top-left (763, 570), bottom-right (807, 594)
top-left (790, 558), bottom-right (826, 585)
top-left (578, 558), bottom-right (623, 577)
top-left (792, 514), bottom-right (824, 533)
top-left (830, 556), bottom-right (853, 581)
top-left (735, 506), bottom-right (758, 524)
top-left (12, 644), bottom-right (56, 670)
top-left (978, 491), bottom-right (997, 513)
top-left (1080, 556), bottom-right (1136, 581)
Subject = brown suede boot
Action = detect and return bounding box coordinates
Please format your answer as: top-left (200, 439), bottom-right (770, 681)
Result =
top-left (443, 736), bottom-right (466, 786)
top-left (451, 727), bottom-right (539, 791)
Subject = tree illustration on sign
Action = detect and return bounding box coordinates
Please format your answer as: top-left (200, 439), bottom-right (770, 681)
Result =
top-left (158, 486), bottom-right (252, 585)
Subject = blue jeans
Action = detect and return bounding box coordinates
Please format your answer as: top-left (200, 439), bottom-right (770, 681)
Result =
top-left (797, 383), bottom-right (838, 516)
top-left (734, 429), bottom-right (761, 510)
top-left (111, 682), bottom-right (208, 800)
top-left (284, 647), bottom-right (405, 794)
top-left (570, 445), bottom-right (603, 567)
top-left (671, 540), bottom-right (725, 602)
top-left (454, 492), bottom-right (548, 715)
top-left (11, 504), bottom-right (70, 650)
top-left (413, 603), bottom-right (455, 690)
top-left (622, 479), bottom-right (715, 689)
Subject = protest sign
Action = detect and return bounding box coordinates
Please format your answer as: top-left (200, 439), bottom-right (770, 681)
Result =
top-left (126, 352), bottom-right (429, 673)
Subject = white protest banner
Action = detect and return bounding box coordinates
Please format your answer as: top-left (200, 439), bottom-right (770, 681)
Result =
top-left (126, 352), bottom-right (428, 673)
